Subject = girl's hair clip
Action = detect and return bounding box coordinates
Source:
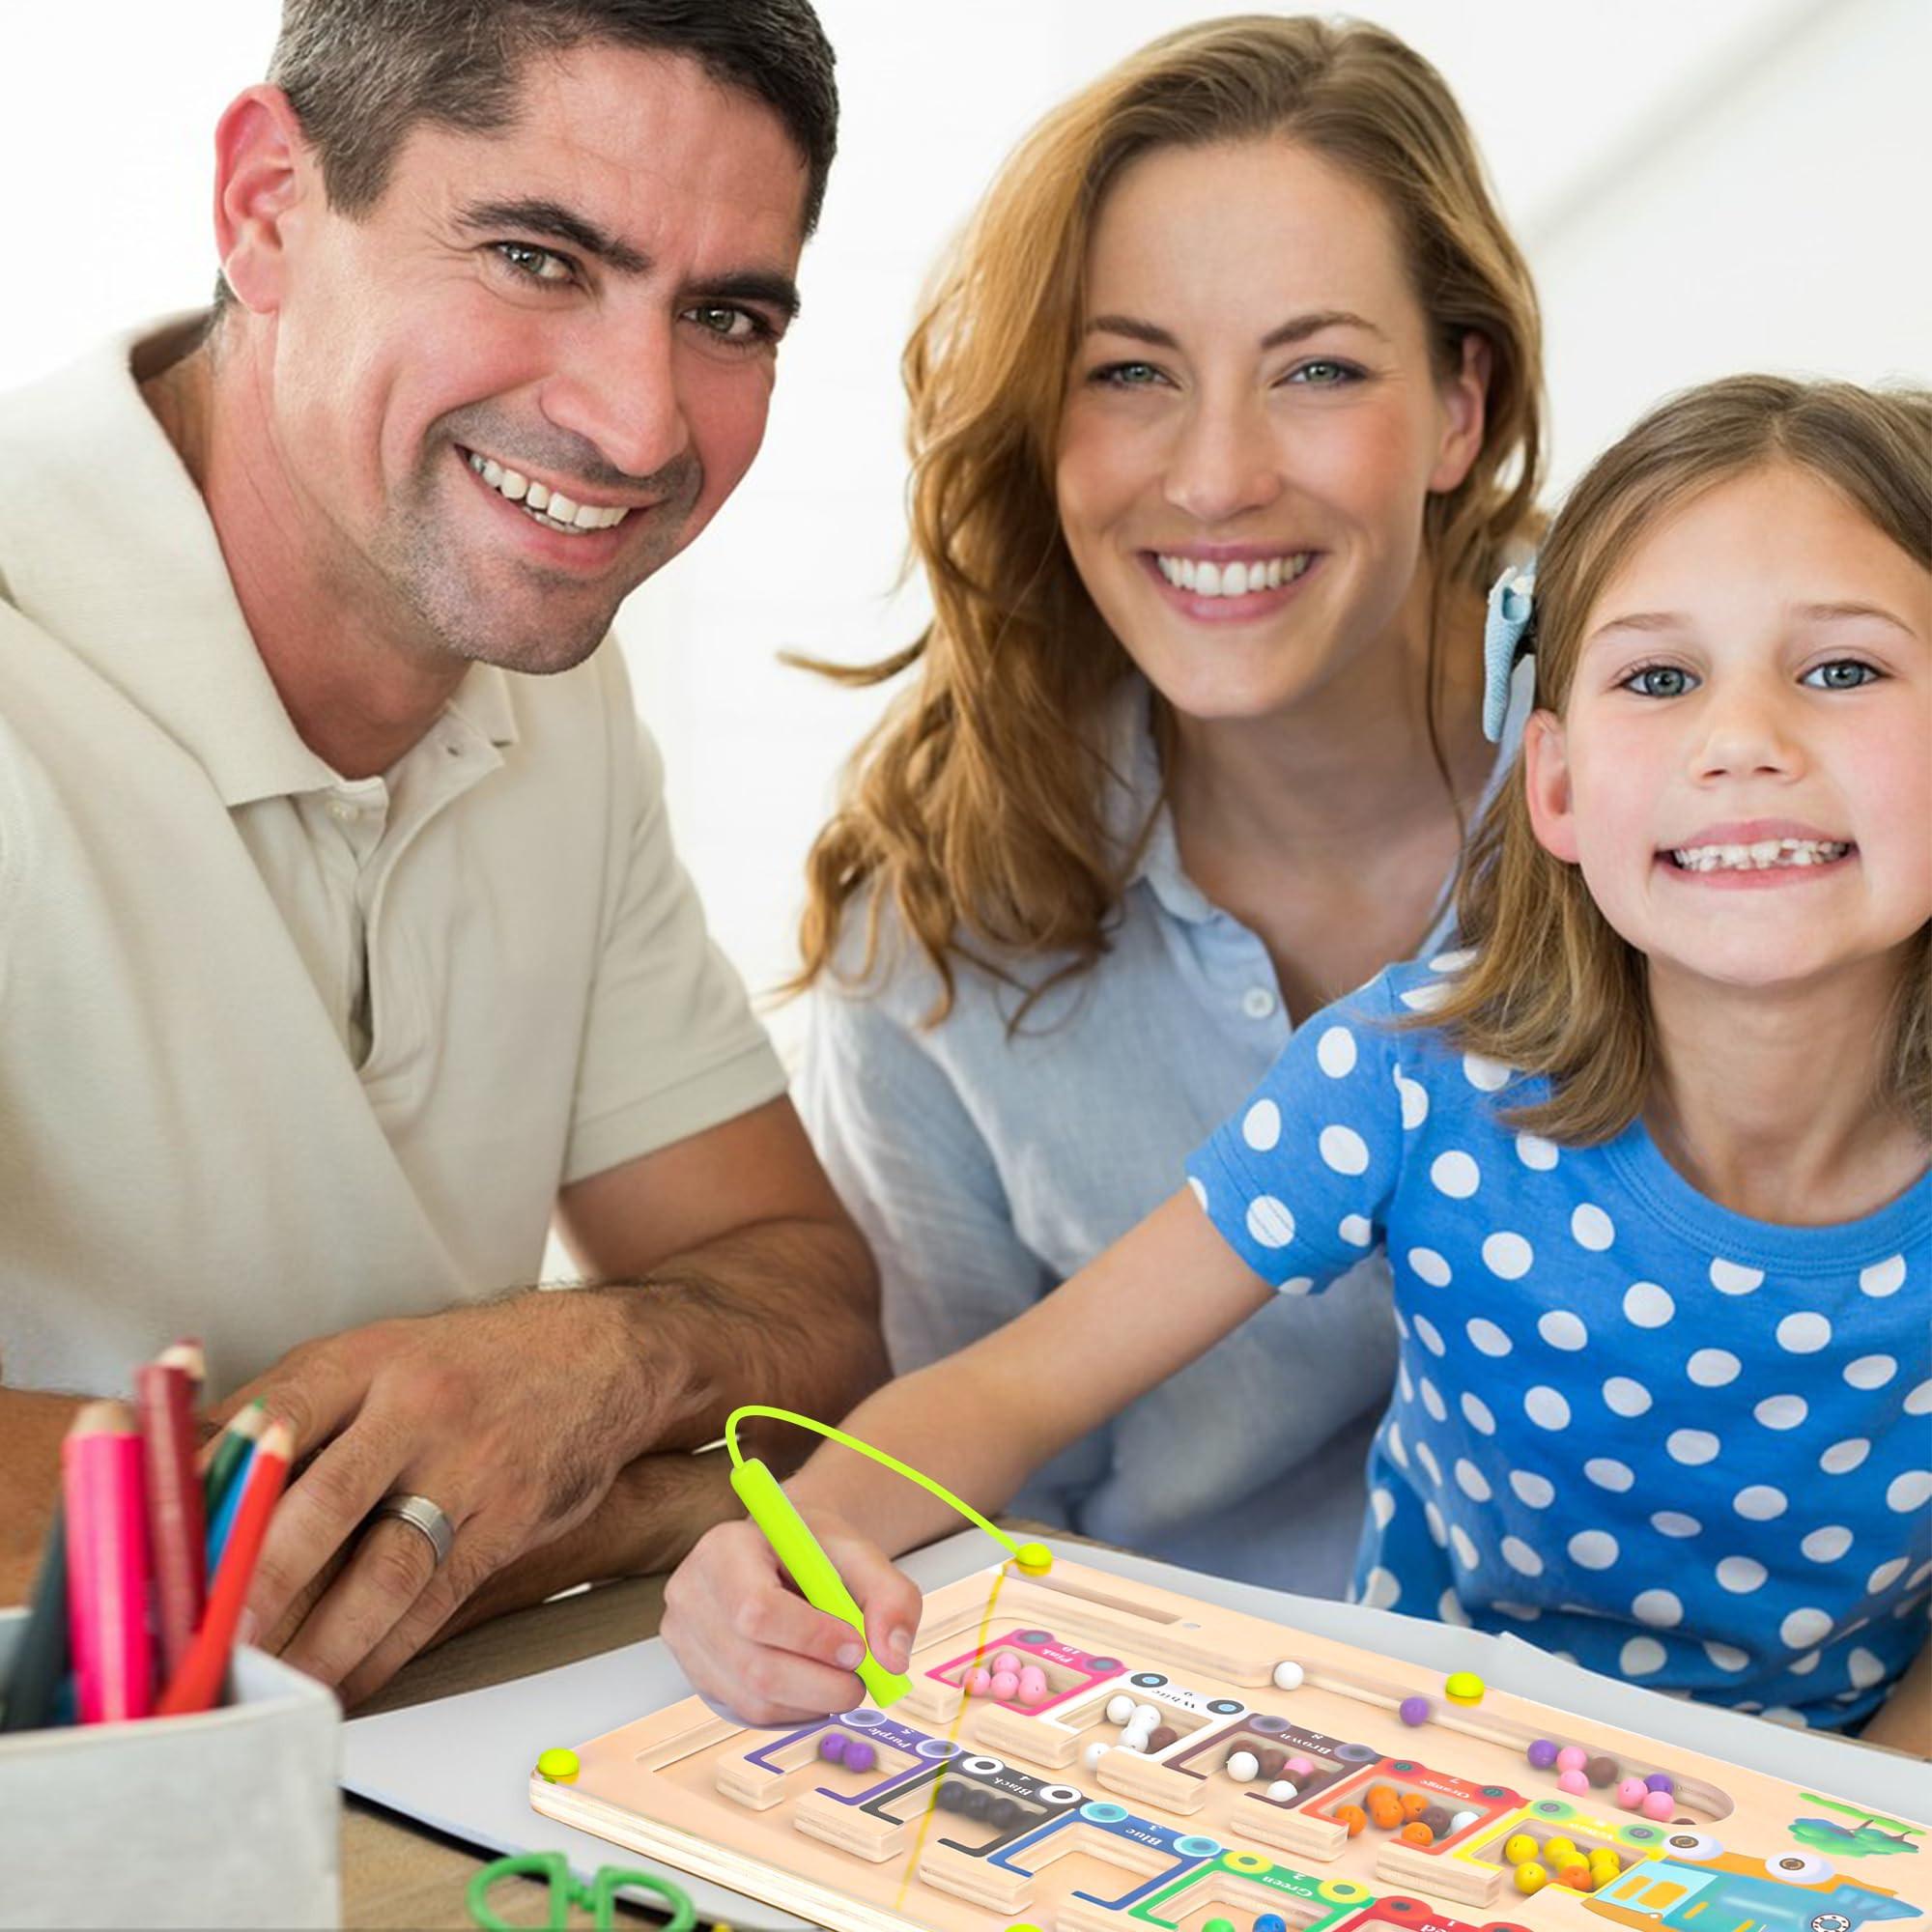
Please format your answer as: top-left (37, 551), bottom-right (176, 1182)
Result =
top-left (1483, 564), bottom-right (1537, 742)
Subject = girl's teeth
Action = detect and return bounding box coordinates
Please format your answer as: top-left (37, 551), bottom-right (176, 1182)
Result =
top-left (467, 451), bottom-right (630, 531)
top-left (1669, 838), bottom-right (1850, 872)
top-left (1156, 552), bottom-right (1312, 595)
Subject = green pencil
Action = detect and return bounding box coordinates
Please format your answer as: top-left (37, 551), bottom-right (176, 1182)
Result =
top-left (202, 1399), bottom-right (269, 1517)
top-left (0, 1503), bottom-right (70, 1732)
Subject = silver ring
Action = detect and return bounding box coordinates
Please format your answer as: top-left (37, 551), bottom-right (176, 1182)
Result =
top-left (373, 1492), bottom-right (455, 1568)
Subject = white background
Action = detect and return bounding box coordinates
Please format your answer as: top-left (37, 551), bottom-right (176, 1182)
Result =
top-left (4, 0), bottom-right (1926, 1054)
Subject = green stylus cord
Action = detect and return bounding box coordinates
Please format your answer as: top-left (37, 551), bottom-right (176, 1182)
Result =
top-left (724, 1406), bottom-right (1052, 1710)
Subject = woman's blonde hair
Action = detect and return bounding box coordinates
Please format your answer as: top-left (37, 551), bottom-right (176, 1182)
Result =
top-left (793, 14), bottom-right (1544, 1020)
top-left (1433, 374), bottom-right (1932, 1143)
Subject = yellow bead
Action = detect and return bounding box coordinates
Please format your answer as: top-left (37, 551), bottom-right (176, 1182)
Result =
top-left (1543, 1836), bottom-right (1579, 1867)
top-left (1516, 1862), bottom-right (1549, 1895)
top-left (1504, 1833), bottom-right (1539, 1866)
top-left (535, 1747), bottom-right (580, 1784)
top-left (1444, 1670), bottom-right (1485, 1704)
top-left (1013, 1542), bottom-right (1053, 1575)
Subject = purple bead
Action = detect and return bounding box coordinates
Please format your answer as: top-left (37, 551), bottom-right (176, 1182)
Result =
top-left (841, 1738), bottom-right (876, 1774)
top-left (1526, 1738), bottom-right (1559, 1769)
top-left (818, 1730), bottom-right (848, 1764)
top-left (1644, 1773), bottom-right (1674, 1794)
top-left (1399, 1695), bottom-right (1432, 1726)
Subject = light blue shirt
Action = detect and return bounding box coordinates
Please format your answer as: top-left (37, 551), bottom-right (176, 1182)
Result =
top-left (801, 672), bottom-right (1530, 1594)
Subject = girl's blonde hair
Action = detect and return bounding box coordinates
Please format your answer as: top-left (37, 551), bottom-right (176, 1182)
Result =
top-left (1435, 374), bottom-right (1932, 1143)
top-left (793, 14), bottom-right (1544, 1020)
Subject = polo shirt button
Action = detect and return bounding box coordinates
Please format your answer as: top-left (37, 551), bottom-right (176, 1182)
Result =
top-left (1241, 985), bottom-right (1278, 1020)
top-left (327, 801), bottom-right (355, 822)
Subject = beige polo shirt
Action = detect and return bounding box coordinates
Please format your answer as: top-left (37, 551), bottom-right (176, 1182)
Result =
top-left (0, 322), bottom-right (788, 1397)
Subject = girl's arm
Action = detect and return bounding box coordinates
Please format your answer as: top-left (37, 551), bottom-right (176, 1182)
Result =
top-left (1857, 1635), bottom-right (1931, 1757)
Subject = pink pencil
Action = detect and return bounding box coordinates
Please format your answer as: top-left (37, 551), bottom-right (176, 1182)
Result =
top-left (63, 1400), bottom-right (154, 1723)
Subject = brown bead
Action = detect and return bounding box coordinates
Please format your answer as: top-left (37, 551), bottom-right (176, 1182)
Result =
top-left (1147, 1725), bottom-right (1178, 1753)
top-left (1585, 1755), bottom-right (1620, 1787)
top-left (1256, 1747), bottom-right (1286, 1780)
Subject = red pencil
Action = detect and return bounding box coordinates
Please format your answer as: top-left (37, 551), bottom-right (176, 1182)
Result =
top-left (156, 1419), bottom-right (293, 1718)
top-left (63, 1401), bottom-right (153, 1723)
top-left (135, 1360), bottom-right (206, 1680)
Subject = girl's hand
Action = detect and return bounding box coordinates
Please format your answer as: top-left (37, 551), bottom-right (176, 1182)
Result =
top-left (661, 1509), bottom-right (923, 1725)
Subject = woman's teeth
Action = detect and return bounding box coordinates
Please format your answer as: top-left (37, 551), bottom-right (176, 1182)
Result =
top-left (1668, 838), bottom-right (1851, 872)
top-left (1155, 553), bottom-right (1313, 596)
top-left (466, 451), bottom-right (630, 531)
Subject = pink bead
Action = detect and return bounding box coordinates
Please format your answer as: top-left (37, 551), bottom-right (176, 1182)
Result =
top-left (1615, 1777), bottom-right (1647, 1809)
top-left (1641, 1790), bottom-right (1675, 1821)
top-left (963, 1667), bottom-right (992, 1696)
top-left (1286, 1755), bottom-right (1317, 1778)
top-left (1557, 1770), bottom-right (1589, 1795)
top-left (1555, 1745), bottom-right (1588, 1773)
top-left (992, 1649), bottom-right (1023, 1675)
top-left (989, 1670), bottom-right (1020, 1700)
top-left (1016, 1666), bottom-right (1049, 1704)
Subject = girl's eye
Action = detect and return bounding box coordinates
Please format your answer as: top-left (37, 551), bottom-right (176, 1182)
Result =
top-left (1286, 359), bottom-right (1358, 385)
top-left (494, 242), bottom-right (575, 285)
top-left (1622, 664), bottom-right (1697, 698)
top-left (1092, 360), bottom-right (1164, 388)
top-left (1800, 659), bottom-right (1880, 690)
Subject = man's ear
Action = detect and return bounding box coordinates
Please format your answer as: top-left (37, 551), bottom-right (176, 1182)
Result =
top-left (213, 85), bottom-right (312, 315)
top-left (1427, 329), bottom-right (1492, 495)
top-left (1522, 707), bottom-right (1581, 863)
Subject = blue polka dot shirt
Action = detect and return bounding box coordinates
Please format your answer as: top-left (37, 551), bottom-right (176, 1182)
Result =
top-left (1186, 956), bottom-right (1931, 1731)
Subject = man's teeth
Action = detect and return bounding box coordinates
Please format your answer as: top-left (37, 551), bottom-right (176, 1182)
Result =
top-left (467, 451), bottom-right (630, 530)
top-left (1669, 838), bottom-right (1851, 872)
top-left (1155, 553), bottom-right (1314, 596)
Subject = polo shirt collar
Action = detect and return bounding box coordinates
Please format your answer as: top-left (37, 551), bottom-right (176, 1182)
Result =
top-left (1097, 675), bottom-right (1218, 926)
top-left (0, 315), bottom-right (519, 805)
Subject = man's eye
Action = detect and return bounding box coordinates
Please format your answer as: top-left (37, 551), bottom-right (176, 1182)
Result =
top-left (495, 242), bottom-right (574, 285)
top-left (1801, 659), bottom-right (1881, 690)
top-left (1623, 664), bottom-right (1696, 698)
top-left (685, 304), bottom-right (770, 343)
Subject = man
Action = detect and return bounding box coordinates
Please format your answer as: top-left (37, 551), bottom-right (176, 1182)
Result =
top-left (0, 0), bottom-right (885, 1705)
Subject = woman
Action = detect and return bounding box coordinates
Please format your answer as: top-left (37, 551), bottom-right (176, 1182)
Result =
top-left (796, 15), bottom-right (1544, 1597)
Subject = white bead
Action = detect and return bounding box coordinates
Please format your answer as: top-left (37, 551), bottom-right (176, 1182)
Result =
top-left (1105, 1693), bottom-right (1135, 1726)
top-left (1082, 1742), bottom-right (1110, 1771)
top-left (1132, 1704), bottom-right (1162, 1728)
top-left (1266, 1780), bottom-right (1298, 1803)
top-left (1272, 1661), bottom-right (1304, 1690)
top-left (1449, 1809), bottom-right (1478, 1833)
top-left (1119, 1730), bottom-right (1148, 1753)
top-left (1227, 1750), bottom-right (1261, 1781)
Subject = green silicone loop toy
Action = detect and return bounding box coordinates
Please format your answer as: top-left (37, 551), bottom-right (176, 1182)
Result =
top-left (466, 1850), bottom-right (696, 1931)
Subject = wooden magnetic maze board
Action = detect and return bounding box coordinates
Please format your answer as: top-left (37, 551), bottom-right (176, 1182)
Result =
top-left (532, 1557), bottom-right (1928, 1932)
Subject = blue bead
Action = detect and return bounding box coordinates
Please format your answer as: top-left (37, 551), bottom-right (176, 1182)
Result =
top-left (1256, 1917), bottom-right (1291, 1932)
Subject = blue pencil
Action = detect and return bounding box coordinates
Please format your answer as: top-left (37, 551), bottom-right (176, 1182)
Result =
top-left (205, 1440), bottom-right (258, 1577)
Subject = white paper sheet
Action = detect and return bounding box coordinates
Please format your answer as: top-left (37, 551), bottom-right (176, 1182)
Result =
top-left (343, 1530), bottom-right (1931, 1928)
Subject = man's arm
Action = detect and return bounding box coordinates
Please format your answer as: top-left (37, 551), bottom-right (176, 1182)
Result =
top-left (0, 1387), bottom-right (84, 1606)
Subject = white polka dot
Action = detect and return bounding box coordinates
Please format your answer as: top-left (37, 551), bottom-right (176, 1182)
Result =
top-left (1789, 1650), bottom-right (1822, 1676)
top-left (1400, 979), bottom-right (1451, 1012)
top-left (1501, 1535), bottom-right (1545, 1576)
top-left (1241, 1100), bottom-right (1282, 1151)
top-left (1245, 1196), bottom-right (1295, 1247)
top-left (1415, 1440), bottom-right (1443, 1488)
top-left (1603, 1377), bottom-right (1653, 1417)
top-left (1370, 1486), bottom-right (1397, 1528)
top-left (1848, 1647), bottom-right (1887, 1690)
top-left (1907, 1379), bottom-right (1932, 1417)
top-left (1688, 1349), bottom-right (1741, 1387)
top-left (1668, 1430), bottom-right (1720, 1466)
top-left (1705, 1639), bottom-right (1749, 1671)
top-left (1845, 1354), bottom-right (1897, 1390)
top-left (1634, 1589), bottom-right (1683, 1628)
top-left (1339, 1214), bottom-right (1374, 1247)
top-left (1463, 1051), bottom-right (1512, 1092)
top-left (1278, 1276), bottom-right (1316, 1296)
top-left (1539, 1310), bottom-right (1588, 1350)
top-left (1761, 1707), bottom-right (1810, 1729)
top-left (1484, 1232), bottom-right (1534, 1280)
top-left (1466, 1318), bottom-right (1513, 1357)
top-left (1450, 1525), bottom-right (1481, 1572)
top-left (1398, 1363), bottom-right (1414, 1404)
top-left (1431, 1151), bottom-right (1479, 1198)
top-left (1585, 1458), bottom-right (1634, 1492)
top-left (1709, 1259), bottom-right (1764, 1295)
top-left (1437, 1589), bottom-right (1472, 1628)
top-left (1187, 1176), bottom-right (1208, 1211)
top-left (1733, 1485), bottom-right (1787, 1520)
top-left (1525, 1386), bottom-right (1572, 1431)
top-left (1570, 1529), bottom-right (1619, 1569)
top-left (1361, 1565), bottom-right (1402, 1609)
top-left (1653, 1511), bottom-right (1701, 1538)
top-left (1462, 1392), bottom-right (1497, 1435)
top-left (1621, 1636), bottom-right (1667, 1675)
top-left (1781, 1606), bottom-right (1833, 1648)
top-left (1868, 1557), bottom-right (1910, 1593)
top-left (1861, 1254), bottom-right (1906, 1297)
top-left (1821, 1437), bottom-right (1870, 1474)
top-left (1516, 1133), bottom-right (1559, 1171)
top-left (1755, 1394), bottom-right (1809, 1431)
top-left (1429, 948), bottom-right (1475, 974)
top-left (1424, 1499), bottom-right (1448, 1547)
top-left (1777, 1311), bottom-right (1833, 1354)
top-left (1493, 1601), bottom-right (1543, 1623)
top-left (1570, 1203), bottom-right (1615, 1250)
top-left (1623, 1281), bottom-right (1675, 1328)
top-left (1406, 1247), bottom-right (1451, 1287)
top-left (1395, 1070), bottom-right (1430, 1130)
top-left (1886, 1471), bottom-right (1932, 1513)
top-left (1316, 1026), bottom-right (1358, 1077)
top-left (1455, 1458), bottom-right (1492, 1501)
top-left (1510, 1469), bottom-right (1555, 1510)
top-left (1384, 1421), bottom-right (1407, 1468)
top-left (1802, 1525), bottom-right (1852, 1563)
top-left (1412, 1314), bottom-right (1446, 1357)
top-left (1718, 1556), bottom-right (1768, 1594)
top-left (1421, 1378), bottom-right (1448, 1423)
top-left (1320, 1125), bottom-right (1370, 1176)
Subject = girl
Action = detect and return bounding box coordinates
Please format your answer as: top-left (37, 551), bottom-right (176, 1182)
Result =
top-left (666, 376), bottom-right (1931, 1747)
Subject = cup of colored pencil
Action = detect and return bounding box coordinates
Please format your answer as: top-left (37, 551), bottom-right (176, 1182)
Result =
top-left (0, 1343), bottom-right (294, 1732)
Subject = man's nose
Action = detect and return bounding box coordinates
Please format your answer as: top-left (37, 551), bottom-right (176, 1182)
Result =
top-left (1161, 388), bottom-right (1283, 526)
top-left (539, 309), bottom-right (693, 487)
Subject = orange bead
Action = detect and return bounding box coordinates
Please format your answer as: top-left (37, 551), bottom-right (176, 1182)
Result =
top-left (1559, 1864), bottom-right (1594, 1890)
top-left (1401, 1792), bottom-right (1430, 1819)
top-left (1334, 1804), bottom-right (1368, 1837)
top-left (1370, 1801), bottom-right (1405, 1831)
top-left (1401, 1821), bottom-right (1435, 1847)
top-left (1365, 1782), bottom-right (1397, 1805)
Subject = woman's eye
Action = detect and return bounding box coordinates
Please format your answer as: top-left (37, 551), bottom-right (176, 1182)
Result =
top-left (1623, 664), bottom-right (1696, 698)
top-left (1093, 360), bottom-right (1163, 388)
top-left (495, 242), bottom-right (573, 285)
top-left (1801, 659), bottom-right (1880, 690)
top-left (1288, 359), bottom-right (1356, 385)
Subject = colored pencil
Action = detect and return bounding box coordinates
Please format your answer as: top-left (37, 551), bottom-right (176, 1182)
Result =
top-left (156, 1338), bottom-right (206, 1395)
top-left (205, 1438), bottom-right (257, 1577)
top-left (0, 1503), bottom-right (70, 1733)
top-left (201, 1398), bottom-right (267, 1518)
top-left (157, 1420), bottom-right (293, 1718)
top-left (62, 1401), bottom-right (153, 1723)
top-left (136, 1360), bottom-right (206, 1681)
